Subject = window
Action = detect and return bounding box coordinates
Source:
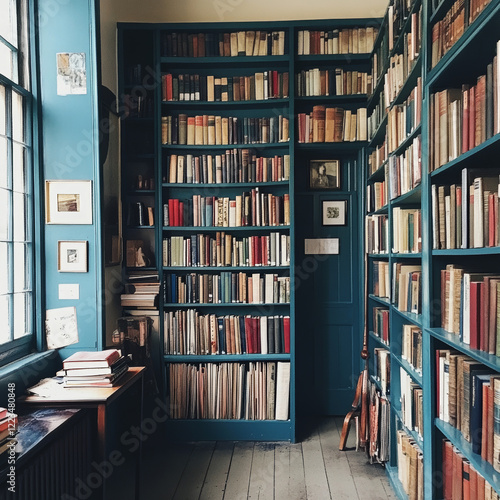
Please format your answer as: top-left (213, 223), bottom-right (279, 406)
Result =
top-left (0, 0), bottom-right (35, 362)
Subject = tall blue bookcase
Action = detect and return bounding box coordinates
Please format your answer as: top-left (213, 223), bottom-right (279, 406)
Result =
top-left (118, 20), bottom-right (378, 443)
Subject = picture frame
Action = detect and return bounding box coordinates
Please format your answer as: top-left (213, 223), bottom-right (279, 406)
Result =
top-left (322, 200), bottom-right (347, 226)
top-left (58, 240), bottom-right (88, 272)
top-left (309, 160), bottom-right (340, 189)
top-left (45, 180), bottom-right (93, 224)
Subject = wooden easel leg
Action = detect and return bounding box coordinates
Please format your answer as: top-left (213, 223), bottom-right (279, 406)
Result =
top-left (339, 374), bottom-right (364, 451)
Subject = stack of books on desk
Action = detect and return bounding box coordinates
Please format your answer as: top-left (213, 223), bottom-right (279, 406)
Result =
top-left (0, 407), bottom-right (17, 464)
top-left (61, 349), bottom-right (129, 388)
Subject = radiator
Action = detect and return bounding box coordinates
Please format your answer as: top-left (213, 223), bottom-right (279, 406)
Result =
top-left (0, 410), bottom-right (92, 500)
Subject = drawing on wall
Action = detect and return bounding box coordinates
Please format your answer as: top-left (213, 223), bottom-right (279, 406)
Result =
top-left (310, 160), bottom-right (340, 189)
top-left (322, 200), bottom-right (347, 226)
top-left (45, 180), bottom-right (92, 224)
top-left (58, 240), bottom-right (88, 272)
top-left (56, 52), bottom-right (87, 96)
top-left (45, 306), bottom-right (79, 349)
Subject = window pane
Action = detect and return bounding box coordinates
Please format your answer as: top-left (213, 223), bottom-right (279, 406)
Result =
top-left (13, 191), bottom-right (25, 241)
top-left (0, 137), bottom-right (8, 189)
top-left (0, 86), bottom-right (5, 135)
top-left (0, 295), bottom-right (11, 343)
top-left (12, 91), bottom-right (24, 143)
top-left (13, 143), bottom-right (25, 193)
top-left (0, 43), bottom-right (14, 82)
top-left (13, 242), bottom-right (27, 292)
top-left (0, 188), bottom-right (10, 240)
top-left (0, 242), bottom-right (9, 294)
top-left (13, 292), bottom-right (29, 339)
top-left (0, 0), bottom-right (17, 47)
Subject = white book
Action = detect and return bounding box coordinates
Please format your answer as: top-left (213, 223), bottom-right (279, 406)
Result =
top-left (265, 273), bottom-right (274, 304)
top-left (275, 362), bottom-right (290, 420)
top-left (260, 317), bottom-right (268, 355)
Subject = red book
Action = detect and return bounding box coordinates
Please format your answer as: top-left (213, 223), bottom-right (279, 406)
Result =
top-left (178, 201), bottom-right (184, 227)
top-left (261, 236), bottom-right (267, 266)
top-left (469, 465), bottom-right (477, 500)
top-left (469, 281), bottom-right (481, 350)
top-left (166, 73), bottom-right (173, 101)
top-left (443, 441), bottom-right (453, 500)
top-left (477, 474), bottom-right (485, 500)
top-left (63, 349), bottom-right (121, 369)
top-left (172, 199), bottom-right (179, 227)
top-left (452, 450), bottom-right (463, 500)
top-left (0, 414), bottom-right (17, 433)
top-left (487, 382), bottom-right (495, 464)
top-left (253, 317), bottom-right (260, 353)
top-left (463, 461), bottom-right (470, 500)
top-left (168, 199), bottom-right (173, 226)
top-left (283, 316), bottom-right (290, 354)
top-left (0, 408), bottom-right (8, 421)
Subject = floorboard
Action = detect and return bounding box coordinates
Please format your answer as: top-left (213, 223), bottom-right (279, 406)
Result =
top-left (223, 442), bottom-right (254, 500)
top-left (200, 441), bottom-right (234, 500)
top-left (247, 443), bottom-right (275, 500)
top-left (301, 428), bottom-right (331, 499)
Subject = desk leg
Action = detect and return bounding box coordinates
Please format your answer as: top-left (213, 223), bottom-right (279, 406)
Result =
top-left (97, 403), bottom-right (107, 500)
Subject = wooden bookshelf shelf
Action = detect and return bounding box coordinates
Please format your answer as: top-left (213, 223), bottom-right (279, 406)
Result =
top-left (161, 98), bottom-right (290, 107)
top-left (368, 294), bottom-right (391, 306)
top-left (294, 94), bottom-right (368, 104)
top-left (162, 142), bottom-right (290, 151)
top-left (295, 53), bottom-right (371, 63)
top-left (160, 55), bottom-right (290, 65)
top-left (295, 141), bottom-right (368, 152)
top-left (369, 330), bottom-right (390, 348)
top-left (394, 407), bottom-right (423, 448)
top-left (164, 354), bottom-right (291, 362)
top-left (368, 253), bottom-right (389, 258)
top-left (432, 247), bottom-right (500, 256)
top-left (390, 56), bottom-right (421, 108)
top-left (392, 355), bottom-right (423, 387)
top-left (368, 113), bottom-right (388, 147)
top-left (385, 465), bottom-right (409, 500)
top-left (162, 225), bottom-right (291, 232)
top-left (391, 124), bottom-right (421, 157)
top-left (390, 184), bottom-right (421, 206)
top-left (163, 302), bottom-right (290, 308)
top-left (162, 265), bottom-right (290, 271)
top-left (390, 253), bottom-right (422, 259)
top-left (367, 159), bottom-right (388, 182)
top-left (392, 308), bottom-right (423, 328)
top-left (367, 205), bottom-right (389, 216)
top-left (162, 181), bottom-right (289, 188)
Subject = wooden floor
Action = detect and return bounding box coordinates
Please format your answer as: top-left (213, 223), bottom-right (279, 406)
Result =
top-left (142, 417), bottom-right (396, 500)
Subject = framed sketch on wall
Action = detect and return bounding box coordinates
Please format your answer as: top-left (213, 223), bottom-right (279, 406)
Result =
top-left (310, 160), bottom-right (340, 189)
top-left (322, 200), bottom-right (347, 226)
top-left (57, 240), bottom-right (88, 272)
top-left (45, 180), bottom-right (93, 224)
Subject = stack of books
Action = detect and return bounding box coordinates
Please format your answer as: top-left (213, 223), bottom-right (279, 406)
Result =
top-left (121, 270), bottom-right (160, 309)
top-left (61, 349), bottom-right (128, 388)
top-left (0, 408), bottom-right (17, 463)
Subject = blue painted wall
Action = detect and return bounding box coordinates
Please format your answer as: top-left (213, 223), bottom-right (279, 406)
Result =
top-left (37, 0), bottom-right (103, 355)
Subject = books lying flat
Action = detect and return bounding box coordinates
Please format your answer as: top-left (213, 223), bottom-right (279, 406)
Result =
top-left (63, 370), bottom-right (128, 388)
top-left (62, 356), bottom-right (128, 377)
top-left (63, 349), bottom-right (121, 369)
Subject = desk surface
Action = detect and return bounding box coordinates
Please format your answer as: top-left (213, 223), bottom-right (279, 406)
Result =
top-left (19, 367), bottom-right (145, 406)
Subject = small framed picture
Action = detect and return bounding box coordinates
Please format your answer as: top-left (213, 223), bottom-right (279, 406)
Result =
top-left (310, 160), bottom-right (340, 189)
top-left (58, 241), bottom-right (88, 272)
top-left (46, 180), bottom-right (93, 224)
top-left (322, 200), bottom-right (347, 226)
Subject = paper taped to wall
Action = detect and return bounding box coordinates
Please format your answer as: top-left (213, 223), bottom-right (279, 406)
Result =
top-left (304, 238), bottom-right (339, 254)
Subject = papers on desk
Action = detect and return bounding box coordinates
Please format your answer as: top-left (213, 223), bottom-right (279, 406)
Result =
top-left (26, 378), bottom-right (66, 398)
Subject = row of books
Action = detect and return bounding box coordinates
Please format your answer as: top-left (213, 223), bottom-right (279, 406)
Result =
top-left (402, 324), bottom-right (422, 374)
top-left (164, 152), bottom-right (290, 184)
top-left (396, 430), bottom-right (423, 500)
top-left (295, 68), bottom-right (371, 97)
top-left (372, 29), bottom-right (389, 92)
top-left (373, 347), bottom-right (390, 395)
top-left (430, 0), bottom-right (492, 68)
top-left (163, 192), bottom-right (290, 228)
top-left (168, 361), bottom-right (290, 420)
top-left (61, 349), bottom-right (128, 388)
top-left (373, 306), bottom-right (390, 345)
top-left (442, 439), bottom-right (500, 500)
top-left (120, 269), bottom-right (160, 309)
top-left (297, 106), bottom-right (368, 143)
top-left (436, 351), bottom-right (500, 470)
top-left (122, 93), bottom-right (154, 119)
top-left (163, 272), bottom-right (291, 305)
top-left (161, 114), bottom-right (290, 146)
top-left (163, 310), bottom-right (290, 355)
top-left (429, 41), bottom-right (500, 171)
top-left (387, 0), bottom-right (419, 52)
top-left (373, 260), bottom-right (390, 299)
top-left (162, 232), bottom-right (290, 268)
top-left (297, 27), bottom-right (378, 55)
top-left (367, 138), bottom-right (388, 176)
top-left (431, 173), bottom-right (500, 250)
top-left (440, 265), bottom-right (500, 356)
top-left (367, 90), bottom-right (386, 141)
top-left (161, 71), bottom-right (289, 102)
top-left (161, 31), bottom-right (286, 58)
top-left (366, 214), bottom-right (389, 254)
top-left (367, 176), bottom-right (388, 213)
top-left (392, 207), bottom-right (422, 254)
top-left (127, 202), bottom-right (154, 227)
top-left (400, 368), bottom-right (423, 438)
top-left (388, 135), bottom-right (422, 200)
top-left (392, 263), bottom-right (422, 314)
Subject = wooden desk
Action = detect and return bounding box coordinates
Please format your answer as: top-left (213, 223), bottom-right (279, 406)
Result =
top-left (19, 367), bottom-right (145, 500)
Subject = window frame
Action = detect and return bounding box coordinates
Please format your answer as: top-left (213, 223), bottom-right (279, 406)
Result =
top-left (0, 0), bottom-right (42, 366)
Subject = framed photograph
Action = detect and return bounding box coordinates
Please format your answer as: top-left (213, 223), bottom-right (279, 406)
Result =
top-left (310, 160), bottom-right (340, 189)
top-left (322, 200), bottom-right (347, 226)
top-left (58, 240), bottom-right (88, 272)
top-left (45, 180), bottom-right (92, 224)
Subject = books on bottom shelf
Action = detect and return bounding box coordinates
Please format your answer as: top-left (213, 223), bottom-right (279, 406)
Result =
top-left (436, 349), bottom-right (500, 471)
top-left (397, 429), bottom-right (423, 500)
top-left (168, 361), bottom-right (290, 421)
top-left (440, 264), bottom-right (500, 355)
top-left (400, 368), bottom-right (423, 439)
top-left (442, 439), bottom-right (500, 500)
top-left (367, 382), bottom-right (390, 463)
top-left (164, 310), bottom-right (290, 355)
